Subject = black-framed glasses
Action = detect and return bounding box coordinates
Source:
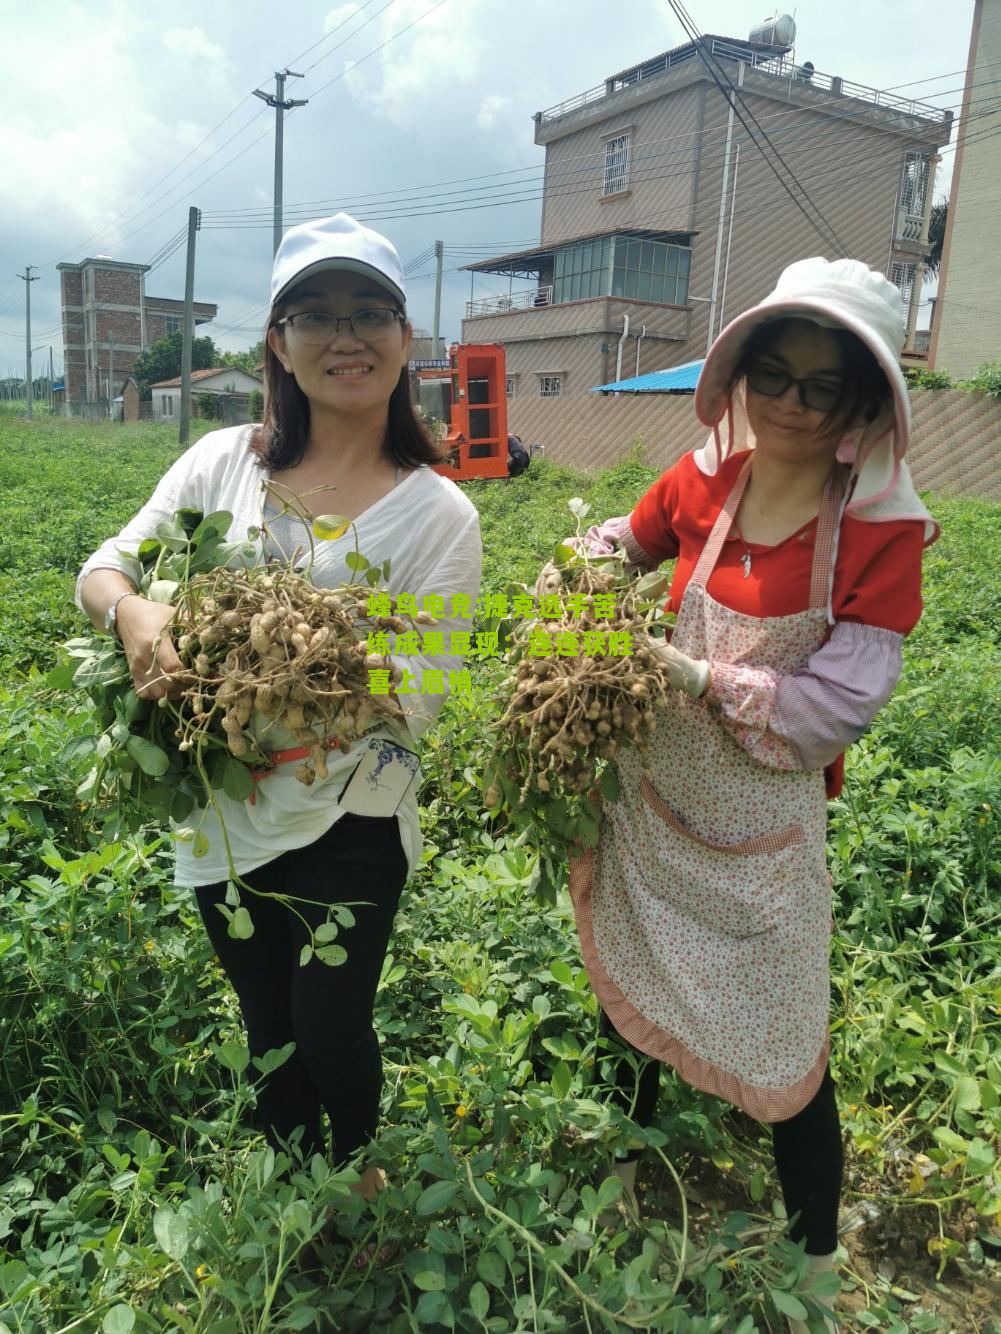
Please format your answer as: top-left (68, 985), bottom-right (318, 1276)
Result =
top-left (745, 363), bottom-right (842, 413)
top-left (275, 308), bottom-right (405, 344)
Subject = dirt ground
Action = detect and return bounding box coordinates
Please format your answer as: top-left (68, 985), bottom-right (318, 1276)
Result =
top-left (638, 1143), bottom-right (1001, 1333)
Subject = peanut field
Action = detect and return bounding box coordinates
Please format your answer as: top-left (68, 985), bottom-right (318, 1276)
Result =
top-left (0, 410), bottom-right (998, 1333)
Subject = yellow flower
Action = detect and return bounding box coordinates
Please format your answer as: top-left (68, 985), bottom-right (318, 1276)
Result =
top-left (456, 1104), bottom-right (469, 1118)
top-left (144, 940), bottom-right (155, 953)
top-left (58, 922), bottom-right (70, 932)
top-left (195, 1264), bottom-right (209, 1280)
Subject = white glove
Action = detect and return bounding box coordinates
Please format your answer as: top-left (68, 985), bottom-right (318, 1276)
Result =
top-left (533, 560), bottom-right (564, 600)
top-left (644, 635), bottom-right (711, 699)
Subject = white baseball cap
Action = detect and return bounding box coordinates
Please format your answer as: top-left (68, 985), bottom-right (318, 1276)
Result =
top-left (270, 212), bottom-right (407, 310)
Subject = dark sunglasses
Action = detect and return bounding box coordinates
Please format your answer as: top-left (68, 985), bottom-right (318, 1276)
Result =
top-left (746, 363), bottom-right (842, 413)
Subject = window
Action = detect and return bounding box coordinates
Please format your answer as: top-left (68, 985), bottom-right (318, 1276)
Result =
top-left (611, 237), bottom-right (691, 305)
top-left (900, 152), bottom-right (930, 219)
top-left (538, 375), bottom-right (562, 398)
top-left (164, 314), bottom-right (183, 335)
top-left (161, 393), bottom-right (174, 415)
top-left (506, 376), bottom-right (517, 398)
top-left (889, 262), bottom-right (916, 325)
top-left (553, 236), bottom-right (612, 303)
top-left (603, 134), bottom-right (630, 197)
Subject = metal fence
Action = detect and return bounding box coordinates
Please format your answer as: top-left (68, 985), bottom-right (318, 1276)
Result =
top-left (540, 38), bottom-right (948, 125)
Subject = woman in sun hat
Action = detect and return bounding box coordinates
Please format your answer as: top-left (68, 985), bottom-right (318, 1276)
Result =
top-left (557, 257), bottom-right (937, 1329)
top-left (75, 213), bottom-right (483, 1240)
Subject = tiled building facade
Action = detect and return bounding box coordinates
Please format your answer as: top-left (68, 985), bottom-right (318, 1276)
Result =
top-left (930, 0), bottom-right (1001, 378)
top-left (462, 30), bottom-right (952, 414)
top-left (57, 258), bottom-right (217, 406)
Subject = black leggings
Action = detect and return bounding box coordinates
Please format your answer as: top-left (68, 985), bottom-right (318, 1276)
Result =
top-left (596, 1011), bottom-right (843, 1255)
top-left (194, 812), bottom-right (408, 1166)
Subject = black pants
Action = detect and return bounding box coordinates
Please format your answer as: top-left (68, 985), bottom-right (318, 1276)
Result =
top-left (596, 1011), bottom-right (843, 1255)
top-left (194, 812), bottom-right (408, 1166)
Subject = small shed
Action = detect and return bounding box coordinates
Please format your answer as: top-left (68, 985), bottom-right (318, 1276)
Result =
top-left (151, 367), bottom-right (263, 422)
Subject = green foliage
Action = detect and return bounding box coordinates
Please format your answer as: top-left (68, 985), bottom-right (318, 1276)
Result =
top-left (904, 368), bottom-right (953, 391)
top-left (924, 199), bottom-right (948, 279)
top-left (0, 427), bottom-right (997, 1330)
top-left (248, 387), bottom-right (264, 420)
top-left (195, 391), bottom-right (219, 420)
top-left (132, 331), bottom-right (218, 400)
top-left (217, 341), bottom-right (265, 375)
top-left (961, 360), bottom-right (1001, 399)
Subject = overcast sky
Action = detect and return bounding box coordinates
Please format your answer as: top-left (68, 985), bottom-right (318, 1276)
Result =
top-left (0, 0), bottom-right (976, 376)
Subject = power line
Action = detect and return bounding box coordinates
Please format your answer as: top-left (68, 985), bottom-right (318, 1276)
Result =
top-left (200, 101), bottom-right (1001, 245)
top-left (31, 0), bottom-right (440, 274)
top-left (665, 0), bottom-right (848, 254)
top-left (199, 77), bottom-right (1001, 234)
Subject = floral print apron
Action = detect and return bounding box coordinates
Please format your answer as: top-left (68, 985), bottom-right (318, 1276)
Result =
top-left (569, 458), bottom-right (844, 1121)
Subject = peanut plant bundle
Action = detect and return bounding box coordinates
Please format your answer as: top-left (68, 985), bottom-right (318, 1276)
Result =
top-left (166, 562), bottom-right (406, 788)
top-left (54, 505), bottom-right (416, 958)
top-left (481, 499), bottom-right (675, 901)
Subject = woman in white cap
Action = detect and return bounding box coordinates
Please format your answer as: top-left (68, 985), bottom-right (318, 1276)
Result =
top-left (560, 258), bottom-right (937, 1328)
top-left (76, 214), bottom-right (482, 1236)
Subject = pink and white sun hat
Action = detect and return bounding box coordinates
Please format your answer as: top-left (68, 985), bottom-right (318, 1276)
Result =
top-left (693, 257), bottom-right (937, 544)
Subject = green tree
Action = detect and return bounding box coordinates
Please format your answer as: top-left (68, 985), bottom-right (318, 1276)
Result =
top-left (248, 388), bottom-right (264, 420)
top-left (132, 331), bottom-right (218, 400)
top-left (217, 341), bottom-right (265, 375)
top-left (924, 199), bottom-right (948, 279)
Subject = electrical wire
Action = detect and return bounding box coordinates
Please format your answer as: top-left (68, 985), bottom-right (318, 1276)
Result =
top-left (199, 93), bottom-right (996, 238)
top-left (33, 0), bottom-right (441, 273)
top-left (199, 117), bottom-right (1001, 238)
top-left (196, 66), bottom-right (1001, 230)
top-left (665, 0), bottom-right (848, 254)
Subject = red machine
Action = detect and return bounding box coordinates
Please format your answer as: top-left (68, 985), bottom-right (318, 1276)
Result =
top-left (431, 343), bottom-right (509, 481)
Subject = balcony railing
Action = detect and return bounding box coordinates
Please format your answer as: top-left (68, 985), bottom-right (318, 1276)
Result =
top-left (896, 210), bottom-right (927, 244)
top-left (540, 38), bottom-right (947, 126)
top-left (466, 287), bottom-right (553, 317)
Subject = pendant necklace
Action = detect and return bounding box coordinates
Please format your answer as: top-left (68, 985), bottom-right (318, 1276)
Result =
top-left (733, 520), bottom-right (753, 578)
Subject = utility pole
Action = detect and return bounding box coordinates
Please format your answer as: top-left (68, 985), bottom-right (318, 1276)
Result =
top-left (49, 346), bottom-right (54, 412)
top-left (432, 240), bottom-right (444, 358)
top-left (253, 69), bottom-right (308, 257)
top-left (179, 206), bottom-right (201, 447)
top-left (108, 337), bottom-right (115, 419)
top-left (18, 266), bottom-right (39, 419)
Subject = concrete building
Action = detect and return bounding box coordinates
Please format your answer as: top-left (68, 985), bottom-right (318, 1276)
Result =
top-left (151, 367), bottom-right (262, 422)
top-left (929, 0), bottom-right (1001, 378)
top-left (57, 257), bottom-right (217, 408)
top-left (462, 21), bottom-right (951, 431)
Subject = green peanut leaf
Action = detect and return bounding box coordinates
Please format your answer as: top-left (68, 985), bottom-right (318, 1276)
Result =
top-left (125, 736), bottom-right (170, 777)
top-left (315, 944), bottom-right (348, 967)
top-left (222, 758), bottom-right (254, 801)
top-left (416, 1180), bottom-right (460, 1216)
top-left (228, 907), bottom-right (254, 940)
top-left (102, 1306), bottom-right (136, 1334)
top-left (770, 1290), bottom-right (808, 1320)
top-left (153, 1205), bottom-right (189, 1261)
top-left (216, 1040), bottom-right (250, 1074)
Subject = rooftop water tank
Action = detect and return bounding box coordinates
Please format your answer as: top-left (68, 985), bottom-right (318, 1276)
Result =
top-left (749, 14), bottom-right (796, 49)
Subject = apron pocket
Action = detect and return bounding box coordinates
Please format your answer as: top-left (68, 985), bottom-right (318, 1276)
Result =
top-left (638, 776), bottom-right (805, 939)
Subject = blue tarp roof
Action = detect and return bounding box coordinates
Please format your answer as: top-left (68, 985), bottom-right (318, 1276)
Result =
top-left (591, 358), bottom-right (704, 394)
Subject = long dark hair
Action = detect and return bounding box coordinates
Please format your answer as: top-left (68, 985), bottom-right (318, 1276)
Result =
top-left (249, 307), bottom-right (446, 471)
top-left (733, 316), bottom-right (892, 440)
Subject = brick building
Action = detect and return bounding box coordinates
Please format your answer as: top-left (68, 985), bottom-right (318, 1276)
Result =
top-left (462, 19), bottom-right (951, 430)
top-left (57, 257), bottom-right (217, 408)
